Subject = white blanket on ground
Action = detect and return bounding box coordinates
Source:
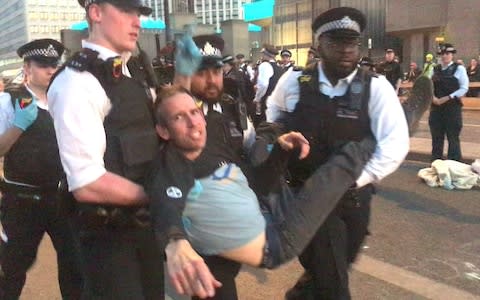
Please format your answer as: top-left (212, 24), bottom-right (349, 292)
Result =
top-left (418, 159), bottom-right (480, 190)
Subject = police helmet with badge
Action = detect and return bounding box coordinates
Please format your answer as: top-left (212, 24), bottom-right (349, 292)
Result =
top-left (312, 6), bottom-right (366, 41)
top-left (437, 43), bottom-right (456, 55)
top-left (261, 44), bottom-right (278, 59)
top-left (17, 39), bottom-right (64, 68)
top-left (77, 0), bottom-right (152, 15)
top-left (280, 49), bottom-right (292, 58)
top-left (192, 34), bottom-right (225, 71)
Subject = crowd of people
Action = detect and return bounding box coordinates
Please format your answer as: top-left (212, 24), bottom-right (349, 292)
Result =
top-left (0, 1), bottom-right (473, 299)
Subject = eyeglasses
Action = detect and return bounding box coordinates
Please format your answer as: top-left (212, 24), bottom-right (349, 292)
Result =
top-left (325, 37), bottom-right (361, 49)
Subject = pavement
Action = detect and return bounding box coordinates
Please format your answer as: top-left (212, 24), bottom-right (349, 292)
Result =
top-left (407, 109), bottom-right (480, 164)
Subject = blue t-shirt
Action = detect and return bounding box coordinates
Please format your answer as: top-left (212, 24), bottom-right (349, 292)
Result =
top-left (183, 163), bottom-right (266, 255)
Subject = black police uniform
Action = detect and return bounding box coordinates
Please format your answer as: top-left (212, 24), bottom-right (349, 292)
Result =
top-left (0, 40), bottom-right (82, 299)
top-left (377, 57), bottom-right (403, 89)
top-left (430, 62), bottom-right (463, 161)
top-left (50, 48), bottom-right (164, 299)
top-left (255, 60), bottom-right (283, 128)
top-left (285, 64), bottom-right (375, 300)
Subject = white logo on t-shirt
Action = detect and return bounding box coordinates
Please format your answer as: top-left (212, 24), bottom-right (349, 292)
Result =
top-left (166, 186), bottom-right (183, 198)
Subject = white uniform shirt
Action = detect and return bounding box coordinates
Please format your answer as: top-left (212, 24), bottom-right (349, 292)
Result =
top-left (266, 62), bottom-right (409, 188)
top-left (47, 40), bottom-right (132, 191)
top-left (0, 92), bottom-right (13, 135)
top-left (253, 60), bottom-right (275, 103)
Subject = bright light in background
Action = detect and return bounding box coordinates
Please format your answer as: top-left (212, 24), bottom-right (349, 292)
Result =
top-left (243, 0), bottom-right (274, 22)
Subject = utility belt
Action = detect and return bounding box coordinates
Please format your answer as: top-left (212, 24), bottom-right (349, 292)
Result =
top-left (75, 203), bottom-right (151, 230)
top-left (340, 184), bottom-right (375, 209)
top-left (0, 179), bottom-right (62, 202)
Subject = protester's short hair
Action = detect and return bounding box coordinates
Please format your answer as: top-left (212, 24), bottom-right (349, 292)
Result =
top-left (154, 85), bottom-right (194, 126)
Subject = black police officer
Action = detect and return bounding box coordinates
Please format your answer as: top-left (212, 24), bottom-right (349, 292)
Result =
top-left (47, 1), bottom-right (164, 298)
top-left (0, 39), bottom-right (82, 299)
top-left (266, 7), bottom-right (409, 300)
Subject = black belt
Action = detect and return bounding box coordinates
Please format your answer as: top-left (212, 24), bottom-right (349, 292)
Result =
top-left (75, 204), bottom-right (151, 230)
top-left (0, 179), bottom-right (60, 201)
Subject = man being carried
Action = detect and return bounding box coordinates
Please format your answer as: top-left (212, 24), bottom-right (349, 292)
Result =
top-left (145, 84), bottom-right (375, 298)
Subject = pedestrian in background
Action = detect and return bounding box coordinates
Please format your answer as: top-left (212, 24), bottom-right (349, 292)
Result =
top-left (47, 0), bottom-right (164, 298)
top-left (253, 44), bottom-right (283, 127)
top-left (377, 48), bottom-right (403, 95)
top-left (422, 53), bottom-right (436, 78)
top-left (429, 43), bottom-right (469, 162)
top-left (267, 7), bottom-right (409, 299)
top-left (466, 58), bottom-right (480, 96)
top-left (0, 39), bottom-right (82, 299)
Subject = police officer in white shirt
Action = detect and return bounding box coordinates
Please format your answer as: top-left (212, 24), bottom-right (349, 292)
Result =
top-left (266, 7), bottom-right (409, 300)
top-left (47, 0), bottom-right (164, 298)
top-left (0, 39), bottom-right (82, 299)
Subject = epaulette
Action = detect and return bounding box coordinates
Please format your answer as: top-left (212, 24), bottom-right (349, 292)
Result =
top-left (67, 48), bottom-right (101, 72)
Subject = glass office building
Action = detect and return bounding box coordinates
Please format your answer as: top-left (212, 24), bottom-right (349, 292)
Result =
top-left (0, 0), bottom-right (84, 73)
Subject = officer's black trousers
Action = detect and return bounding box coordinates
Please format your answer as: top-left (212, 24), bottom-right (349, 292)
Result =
top-left (192, 256), bottom-right (241, 300)
top-left (0, 192), bottom-right (82, 299)
top-left (297, 186), bottom-right (373, 300)
top-left (72, 222), bottom-right (164, 300)
top-left (428, 102), bottom-right (463, 162)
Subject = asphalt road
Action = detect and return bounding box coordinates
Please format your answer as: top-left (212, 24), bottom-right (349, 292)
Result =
top-left (17, 160), bottom-right (480, 300)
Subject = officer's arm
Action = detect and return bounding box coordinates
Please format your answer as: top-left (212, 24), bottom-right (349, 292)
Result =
top-left (253, 62), bottom-right (273, 102)
top-left (266, 67), bottom-right (302, 123)
top-left (0, 127), bottom-right (23, 157)
top-left (73, 173), bottom-right (148, 206)
top-left (450, 65), bottom-right (469, 99)
top-left (356, 76), bottom-right (409, 187)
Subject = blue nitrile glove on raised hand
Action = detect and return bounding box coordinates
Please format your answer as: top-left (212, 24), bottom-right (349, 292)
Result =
top-left (175, 35), bottom-right (203, 76)
top-left (13, 98), bottom-right (38, 131)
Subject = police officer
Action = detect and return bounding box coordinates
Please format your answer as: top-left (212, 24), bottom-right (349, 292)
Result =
top-left (429, 43), bottom-right (469, 162)
top-left (266, 7), bottom-right (409, 300)
top-left (253, 44), bottom-right (283, 127)
top-left (0, 39), bottom-right (82, 299)
top-left (377, 48), bottom-right (403, 95)
top-left (279, 49), bottom-right (294, 71)
top-left (47, 1), bottom-right (164, 298)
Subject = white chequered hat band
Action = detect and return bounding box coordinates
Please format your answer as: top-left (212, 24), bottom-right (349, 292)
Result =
top-left (23, 45), bottom-right (59, 59)
top-left (314, 16), bottom-right (361, 40)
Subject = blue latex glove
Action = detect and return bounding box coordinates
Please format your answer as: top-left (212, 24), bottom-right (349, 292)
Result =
top-left (13, 98), bottom-right (38, 131)
top-left (175, 35), bottom-right (203, 76)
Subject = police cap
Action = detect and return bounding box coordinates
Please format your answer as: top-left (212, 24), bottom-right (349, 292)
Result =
top-left (437, 43), bottom-right (456, 54)
top-left (193, 34), bottom-right (225, 70)
top-left (222, 55), bottom-right (235, 65)
top-left (261, 44), bottom-right (278, 57)
top-left (280, 49), bottom-right (292, 57)
top-left (78, 0), bottom-right (152, 16)
top-left (312, 7), bottom-right (366, 39)
top-left (17, 39), bottom-right (64, 67)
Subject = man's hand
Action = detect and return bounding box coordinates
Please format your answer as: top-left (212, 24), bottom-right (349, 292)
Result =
top-left (432, 96), bottom-right (449, 106)
top-left (277, 131), bottom-right (310, 159)
top-left (13, 98), bottom-right (37, 131)
top-left (165, 239), bottom-right (222, 298)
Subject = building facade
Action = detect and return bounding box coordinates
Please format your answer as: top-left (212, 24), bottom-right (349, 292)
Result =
top-left (386, 0), bottom-right (480, 69)
top-left (271, 0), bottom-right (387, 67)
top-left (148, 0), bottom-right (253, 32)
top-left (0, 0), bottom-right (84, 74)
